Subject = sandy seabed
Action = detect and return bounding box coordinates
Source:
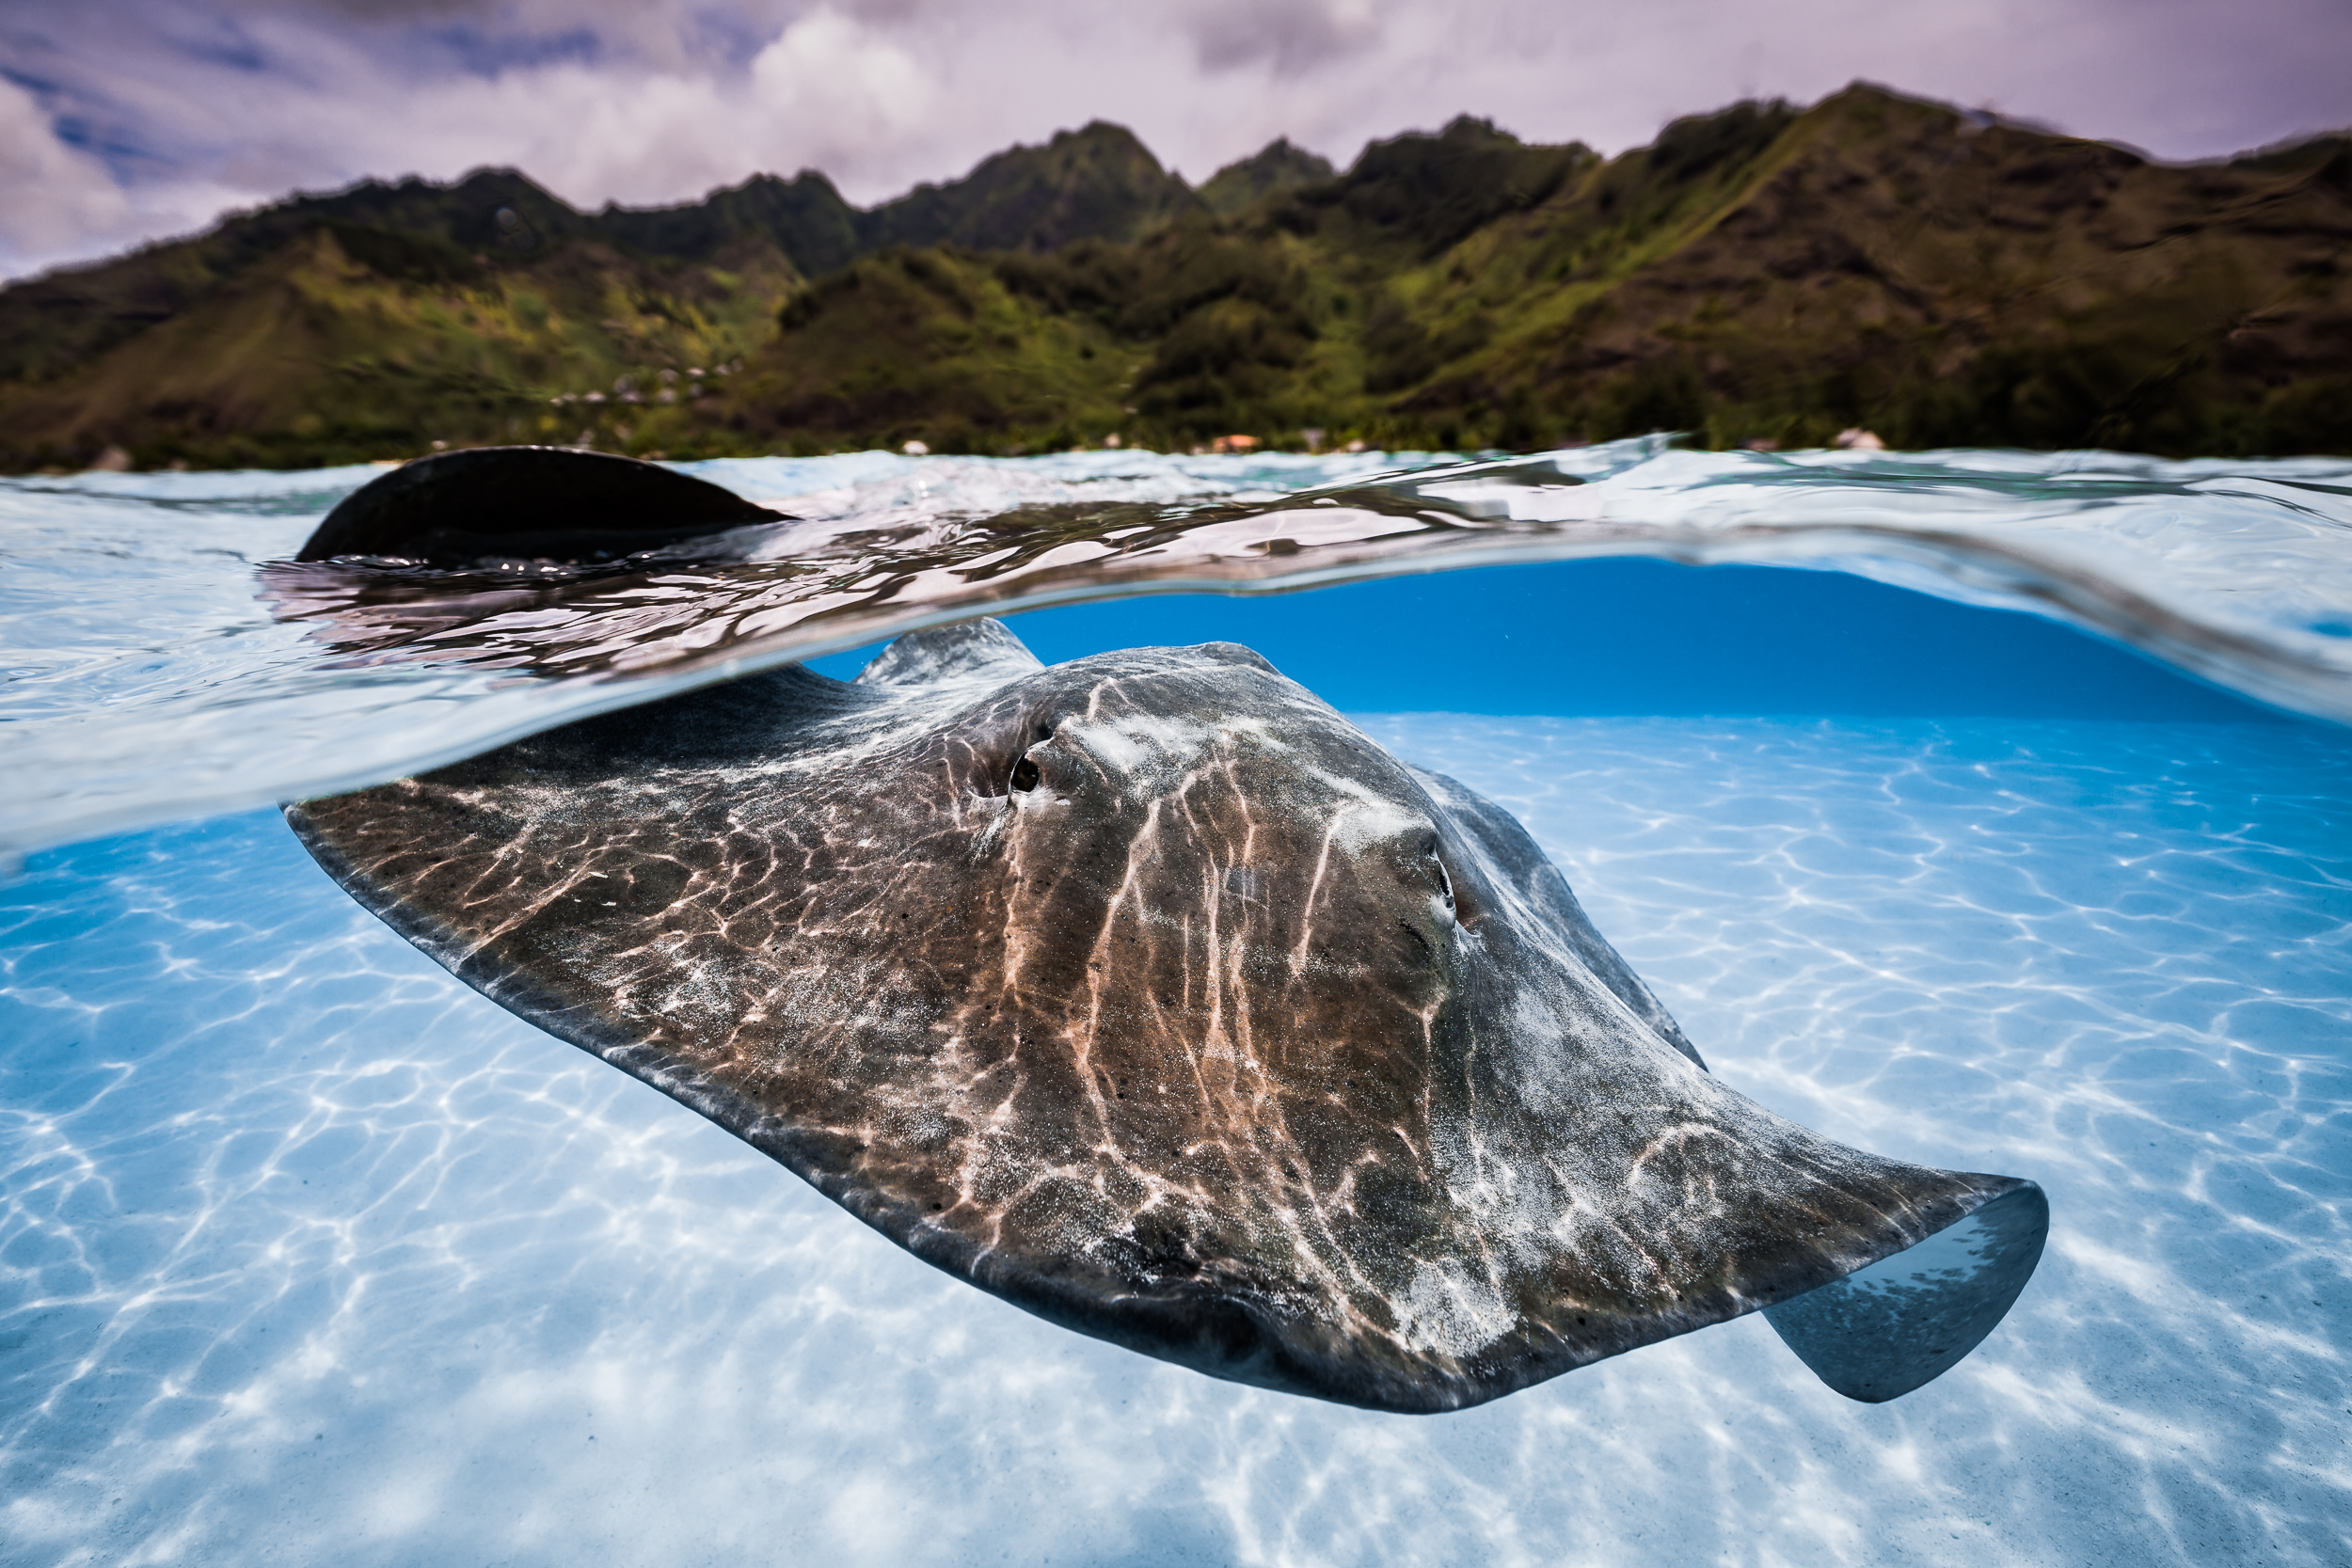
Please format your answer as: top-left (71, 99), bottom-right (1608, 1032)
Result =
top-left (3, 716), bottom-right (2346, 1567)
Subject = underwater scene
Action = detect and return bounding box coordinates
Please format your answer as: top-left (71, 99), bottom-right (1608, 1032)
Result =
top-left (3, 443), bottom-right (2348, 1565)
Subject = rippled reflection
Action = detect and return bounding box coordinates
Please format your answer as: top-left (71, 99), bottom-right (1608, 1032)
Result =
top-left (5, 717), bottom-right (2344, 1565)
top-left (260, 447), bottom-right (2352, 711)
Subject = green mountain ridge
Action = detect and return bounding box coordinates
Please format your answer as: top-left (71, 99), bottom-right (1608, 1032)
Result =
top-left (1198, 139), bottom-right (1337, 217)
top-left (4, 84), bottom-right (2346, 470)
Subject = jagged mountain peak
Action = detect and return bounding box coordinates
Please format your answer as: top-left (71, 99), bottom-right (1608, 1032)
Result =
top-left (864, 119), bottom-right (1199, 252)
top-left (1199, 137), bottom-right (1337, 216)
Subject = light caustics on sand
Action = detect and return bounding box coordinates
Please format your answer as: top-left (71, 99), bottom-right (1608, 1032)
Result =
top-left (2, 439), bottom-right (2348, 854)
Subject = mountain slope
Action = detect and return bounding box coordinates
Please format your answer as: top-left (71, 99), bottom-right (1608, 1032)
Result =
top-left (0, 121), bottom-right (1214, 469)
top-left (4, 86), bottom-right (2346, 470)
top-left (1435, 87), bottom-right (2352, 452)
top-left (595, 170), bottom-right (864, 277)
top-left (0, 223), bottom-right (796, 468)
top-left (858, 122), bottom-right (1200, 252)
top-left (0, 167), bottom-right (596, 389)
top-left (698, 87), bottom-right (2347, 457)
top-left (1198, 138), bottom-right (1336, 217)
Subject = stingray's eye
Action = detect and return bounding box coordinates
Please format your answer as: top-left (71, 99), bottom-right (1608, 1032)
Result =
top-left (1008, 723), bottom-right (1056, 794)
top-left (1424, 838), bottom-right (1483, 926)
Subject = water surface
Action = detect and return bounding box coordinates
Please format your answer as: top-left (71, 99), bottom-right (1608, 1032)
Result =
top-left (6, 440), bottom-right (2348, 853)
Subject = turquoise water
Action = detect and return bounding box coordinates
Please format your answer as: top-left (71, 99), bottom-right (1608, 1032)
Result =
top-left (3, 445), bottom-right (2349, 1564)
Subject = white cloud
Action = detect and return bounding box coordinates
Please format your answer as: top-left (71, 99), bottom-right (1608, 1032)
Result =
top-left (259, 9), bottom-right (944, 209)
top-left (0, 78), bottom-right (135, 276)
top-left (0, 73), bottom-right (262, 280)
top-left (747, 9), bottom-right (934, 173)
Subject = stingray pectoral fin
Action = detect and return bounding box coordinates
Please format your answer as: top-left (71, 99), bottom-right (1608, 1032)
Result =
top-left (1762, 1179), bottom-right (2048, 1402)
top-left (294, 445), bottom-right (787, 564)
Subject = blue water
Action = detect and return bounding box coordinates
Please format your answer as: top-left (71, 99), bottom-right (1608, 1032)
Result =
top-left (3, 446), bottom-right (2350, 1564)
top-left (814, 557), bottom-right (2280, 720)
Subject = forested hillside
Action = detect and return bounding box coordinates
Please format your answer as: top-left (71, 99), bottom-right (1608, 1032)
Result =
top-left (3, 85), bottom-right (2344, 470)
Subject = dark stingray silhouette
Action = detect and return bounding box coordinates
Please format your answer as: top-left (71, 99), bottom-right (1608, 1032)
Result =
top-left (286, 449), bottom-right (2046, 1413)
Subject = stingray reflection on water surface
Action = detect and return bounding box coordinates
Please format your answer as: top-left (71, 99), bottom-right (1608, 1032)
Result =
top-left (280, 449), bottom-right (2048, 1414)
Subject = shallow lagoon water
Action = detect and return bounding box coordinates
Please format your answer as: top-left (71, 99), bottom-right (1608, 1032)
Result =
top-left (2, 448), bottom-right (2349, 1564)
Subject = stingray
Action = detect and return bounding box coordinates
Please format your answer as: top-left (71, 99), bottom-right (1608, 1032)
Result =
top-left (285, 449), bottom-right (2047, 1414)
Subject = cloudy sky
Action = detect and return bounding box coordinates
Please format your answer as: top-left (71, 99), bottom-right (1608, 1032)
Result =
top-left (5, 0), bottom-right (2348, 280)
